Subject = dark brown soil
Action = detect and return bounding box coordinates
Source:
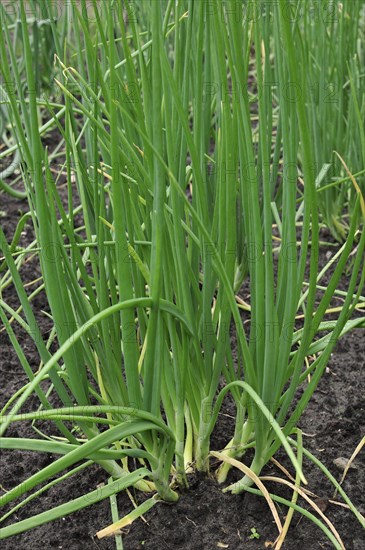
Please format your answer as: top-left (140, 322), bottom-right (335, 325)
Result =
top-left (1, 190), bottom-right (364, 550)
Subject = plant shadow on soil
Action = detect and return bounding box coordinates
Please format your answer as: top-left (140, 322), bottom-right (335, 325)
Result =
top-left (0, 189), bottom-right (364, 550)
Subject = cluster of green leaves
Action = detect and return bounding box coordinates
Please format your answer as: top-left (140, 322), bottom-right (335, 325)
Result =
top-left (299, 0), bottom-right (365, 241)
top-left (0, 0), bottom-right (61, 198)
top-left (0, 0), bottom-right (364, 546)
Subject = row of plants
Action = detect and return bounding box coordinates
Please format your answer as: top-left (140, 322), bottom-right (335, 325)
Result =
top-left (0, 1), bottom-right (364, 548)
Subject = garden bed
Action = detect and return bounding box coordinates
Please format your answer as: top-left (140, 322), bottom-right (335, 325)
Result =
top-left (1, 2), bottom-right (365, 547)
top-left (1, 192), bottom-right (364, 550)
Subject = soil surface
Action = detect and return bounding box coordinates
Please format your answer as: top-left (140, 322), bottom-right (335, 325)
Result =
top-left (1, 189), bottom-right (364, 550)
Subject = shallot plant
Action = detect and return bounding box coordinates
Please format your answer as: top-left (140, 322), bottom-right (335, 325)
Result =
top-left (0, 1), bottom-right (364, 547)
